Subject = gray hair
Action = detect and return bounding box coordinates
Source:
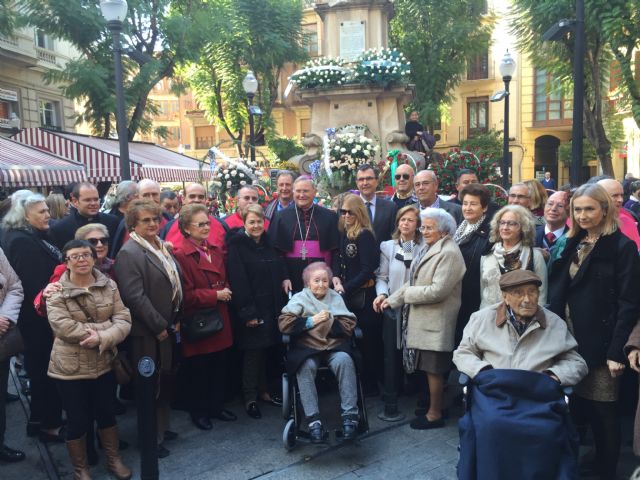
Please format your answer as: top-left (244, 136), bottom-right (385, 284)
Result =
top-left (276, 170), bottom-right (296, 182)
top-left (420, 208), bottom-right (457, 236)
top-left (2, 191), bottom-right (46, 229)
top-left (75, 223), bottom-right (108, 240)
top-left (293, 176), bottom-right (316, 189)
top-left (115, 180), bottom-right (138, 204)
top-left (137, 178), bottom-right (160, 193)
top-left (489, 205), bottom-right (537, 246)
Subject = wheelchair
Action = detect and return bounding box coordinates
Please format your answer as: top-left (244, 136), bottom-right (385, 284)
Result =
top-left (456, 369), bottom-right (578, 480)
top-left (280, 327), bottom-right (370, 451)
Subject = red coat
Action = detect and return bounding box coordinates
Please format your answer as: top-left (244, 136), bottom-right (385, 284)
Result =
top-left (165, 215), bottom-right (227, 256)
top-left (223, 212), bottom-right (270, 231)
top-left (174, 239), bottom-right (233, 357)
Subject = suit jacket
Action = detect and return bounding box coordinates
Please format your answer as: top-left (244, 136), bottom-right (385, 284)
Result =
top-left (415, 197), bottom-right (463, 225)
top-left (114, 239), bottom-right (179, 338)
top-left (535, 224), bottom-right (569, 250)
top-left (369, 197), bottom-right (397, 245)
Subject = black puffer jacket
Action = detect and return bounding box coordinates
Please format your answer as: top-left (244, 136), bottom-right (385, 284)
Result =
top-left (226, 229), bottom-right (287, 350)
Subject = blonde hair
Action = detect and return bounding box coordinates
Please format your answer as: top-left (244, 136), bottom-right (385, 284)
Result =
top-left (523, 179), bottom-right (548, 210)
top-left (489, 205), bottom-right (537, 246)
top-left (46, 193), bottom-right (67, 220)
top-left (338, 193), bottom-right (373, 241)
top-left (567, 184), bottom-right (618, 237)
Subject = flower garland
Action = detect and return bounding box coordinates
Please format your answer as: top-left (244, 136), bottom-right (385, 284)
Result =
top-left (353, 47), bottom-right (411, 88)
top-left (288, 57), bottom-right (349, 89)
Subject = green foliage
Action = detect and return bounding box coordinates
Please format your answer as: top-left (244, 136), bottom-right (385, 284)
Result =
top-left (430, 149), bottom-right (502, 196)
top-left (267, 136), bottom-right (305, 162)
top-left (390, 0), bottom-right (494, 128)
top-left (459, 129), bottom-right (503, 161)
top-left (21, 0), bottom-right (209, 139)
top-left (181, 0), bottom-right (307, 156)
top-left (510, 0), bottom-right (627, 176)
top-left (0, 0), bottom-right (21, 37)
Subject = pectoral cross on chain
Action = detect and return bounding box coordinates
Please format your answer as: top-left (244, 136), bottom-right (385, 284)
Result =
top-left (300, 245), bottom-right (308, 260)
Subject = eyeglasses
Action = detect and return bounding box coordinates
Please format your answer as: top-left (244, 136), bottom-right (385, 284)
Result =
top-left (66, 252), bottom-right (93, 262)
top-left (508, 193), bottom-right (530, 200)
top-left (356, 176), bottom-right (376, 183)
top-left (86, 237), bottom-right (109, 246)
top-left (190, 221), bottom-right (211, 228)
top-left (339, 209), bottom-right (354, 216)
top-left (139, 216), bottom-right (161, 225)
top-left (419, 225), bottom-right (437, 232)
top-left (395, 174), bottom-right (411, 181)
top-left (499, 220), bottom-right (520, 228)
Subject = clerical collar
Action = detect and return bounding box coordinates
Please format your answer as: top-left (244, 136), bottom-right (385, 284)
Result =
top-left (296, 204), bottom-right (314, 214)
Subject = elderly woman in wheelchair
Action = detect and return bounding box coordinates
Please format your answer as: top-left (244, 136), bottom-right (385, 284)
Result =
top-left (278, 262), bottom-right (359, 444)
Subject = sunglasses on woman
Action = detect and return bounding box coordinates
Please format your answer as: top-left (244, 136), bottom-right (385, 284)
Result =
top-left (86, 237), bottom-right (109, 246)
top-left (339, 209), bottom-right (354, 216)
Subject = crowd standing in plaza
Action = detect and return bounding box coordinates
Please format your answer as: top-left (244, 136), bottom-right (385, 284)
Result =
top-left (0, 156), bottom-right (639, 480)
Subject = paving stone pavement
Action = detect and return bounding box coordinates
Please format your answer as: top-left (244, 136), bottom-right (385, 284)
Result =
top-left (5, 370), bottom-right (640, 479)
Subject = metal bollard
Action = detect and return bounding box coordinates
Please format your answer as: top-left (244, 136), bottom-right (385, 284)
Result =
top-left (378, 308), bottom-right (405, 422)
top-left (137, 356), bottom-right (159, 480)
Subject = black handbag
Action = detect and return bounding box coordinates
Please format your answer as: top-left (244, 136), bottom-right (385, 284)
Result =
top-left (181, 308), bottom-right (224, 342)
top-left (0, 323), bottom-right (24, 361)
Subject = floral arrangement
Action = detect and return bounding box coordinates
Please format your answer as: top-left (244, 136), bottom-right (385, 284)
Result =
top-left (288, 57), bottom-right (349, 89)
top-left (379, 149), bottom-right (417, 189)
top-left (429, 149), bottom-right (503, 200)
top-left (310, 132), bottom-right (380, 192)
top-left (353, 47), bottom-right (411, 88)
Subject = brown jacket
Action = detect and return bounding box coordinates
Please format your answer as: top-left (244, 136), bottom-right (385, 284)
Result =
top-left (46, 269), bottom-right (131, 381)
top-left (387, 235), bottom-right (466, 352)
top-left (624, 322), bottom-right (640, 455)
top-left (278, 312), bottom-right (356, 352)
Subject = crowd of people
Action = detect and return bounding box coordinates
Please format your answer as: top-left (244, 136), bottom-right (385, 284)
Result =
top-left (0, 164), bottom-right (638, 480)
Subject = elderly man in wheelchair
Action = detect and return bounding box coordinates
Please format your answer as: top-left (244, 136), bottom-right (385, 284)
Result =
top-left (453, 269), bottom-right (588, 480)
top-left (278, 262), bottom-right (360, 444)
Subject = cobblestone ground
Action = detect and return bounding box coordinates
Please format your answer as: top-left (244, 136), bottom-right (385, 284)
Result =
top-left (5, 368), bottom-right (639, 479)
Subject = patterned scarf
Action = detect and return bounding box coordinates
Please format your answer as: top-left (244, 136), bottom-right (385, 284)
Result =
top-left (492, 241), bottom-right (531, 274)
top-left (453, 214), bottom-right (486, 244)
top-left (129, 232), bottom-right (183, 308)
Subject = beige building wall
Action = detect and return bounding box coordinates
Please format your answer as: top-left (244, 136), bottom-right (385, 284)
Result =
top-left (0, 24), bottom-right (78, 137)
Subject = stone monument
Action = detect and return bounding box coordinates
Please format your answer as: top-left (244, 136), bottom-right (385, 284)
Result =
top-left (297, 0), bottom-right (414, 162)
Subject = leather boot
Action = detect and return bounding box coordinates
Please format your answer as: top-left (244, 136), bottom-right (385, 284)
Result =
top-left (65, 436), bottom-right (92, 480)
top-left (97, 426), bottom-right (131, 480)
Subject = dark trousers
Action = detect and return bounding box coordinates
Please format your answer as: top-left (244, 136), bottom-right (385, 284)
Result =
top-left (242, 348), bottom-right (267, 404)
top-left (56, 372), bottom-right (117, 441)
top-left (353, 287), bottom-right (382, 391)
top-left (19, 319), bottom-right (62, 429)
top-left (0, 358), bottom-right (8, 444)
top-left (182, 350), bottom-right (227, 417)
top-left (572, 395), bottom-right (621, 479)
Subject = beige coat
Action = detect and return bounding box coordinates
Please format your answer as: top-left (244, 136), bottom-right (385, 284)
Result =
top-left (46, 269), bottom-right (131, 381)
top-left (453, 303), bottom-right (588, 386)
top-left (387, 235), bottom-right (466, 352)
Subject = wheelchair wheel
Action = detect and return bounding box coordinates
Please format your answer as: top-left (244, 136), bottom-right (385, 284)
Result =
top-left (282, 373), bottom-right (291, 419)
top-left (283, 418), bottom-right (296, 451)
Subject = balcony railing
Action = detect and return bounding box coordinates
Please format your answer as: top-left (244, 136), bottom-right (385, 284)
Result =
top-left (36, 47), bottom-right (57, 65)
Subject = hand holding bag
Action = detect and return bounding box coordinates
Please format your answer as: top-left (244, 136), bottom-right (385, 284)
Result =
top-left (0, 323), bottom-right (24, 361)
top-left (180, 308), bottom-right (224, 342)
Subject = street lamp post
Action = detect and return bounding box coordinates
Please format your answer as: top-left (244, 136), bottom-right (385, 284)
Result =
top-left (571, 0), bottom-right (585, 186)
top-left (100, 0), bottom-right (131, 181)
top-left (499, 51), bottom-right (516, 189)
top-left (242, 71), bottom-right (258, 164)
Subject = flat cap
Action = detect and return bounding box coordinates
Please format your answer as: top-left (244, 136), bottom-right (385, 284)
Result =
top-left (499, 270), bottom-right (542, 291)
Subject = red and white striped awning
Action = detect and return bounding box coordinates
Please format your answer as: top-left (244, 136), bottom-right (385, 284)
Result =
top-left (12, 128), bottom-right (211, 183)
top-left (0, 136), bottom-right (87, 188)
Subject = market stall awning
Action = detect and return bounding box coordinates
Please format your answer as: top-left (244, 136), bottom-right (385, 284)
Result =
top-left (12, 128), bottom-right (211, 183)
top-left (0, 136), bottom-right (87, 188)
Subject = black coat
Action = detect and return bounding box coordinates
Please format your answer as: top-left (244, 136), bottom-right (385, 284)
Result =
top-left (50, 208), bottom-right (120, 250)
top-left (369, 198), bottom-right (397, 246)
top-left (548, 229), bottom-right (640, 366)
top-left (455, 216), bottom-right (493, 344)
top-left (226, 229), bottom-right (287, 350)
top-left (2, 227), bottom-right (61, 333)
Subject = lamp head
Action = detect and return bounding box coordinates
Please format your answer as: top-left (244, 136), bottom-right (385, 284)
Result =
top-left (242, 71), bottom-right (258, 95)
top-left (499, 50), bottom-right (516, 79)
top-left (100, 0), bottom-right (128, 23)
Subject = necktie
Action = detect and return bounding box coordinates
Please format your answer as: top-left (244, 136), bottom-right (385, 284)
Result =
top-left (545, 232), bottom-right (556, 247)
top-left (366, 202), bottom-right (373, 221)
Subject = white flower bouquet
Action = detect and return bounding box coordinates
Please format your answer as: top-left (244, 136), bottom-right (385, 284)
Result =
top-left (288, 57), bottom-right (350, 89)
top-left (353, 47), bottom-right (411, 88)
